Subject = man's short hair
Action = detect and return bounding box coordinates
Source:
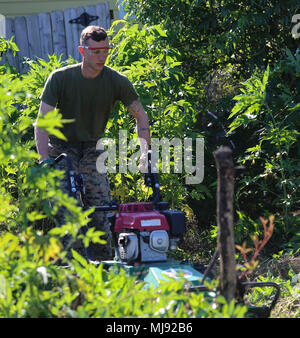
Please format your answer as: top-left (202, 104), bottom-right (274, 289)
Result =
top-left (80, 26), bottom-right (107, 45)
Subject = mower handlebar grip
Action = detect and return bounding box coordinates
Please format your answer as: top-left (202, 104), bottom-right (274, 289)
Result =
top-left (40, 158), bottom-right (56, 167)
top-left (39, 153), bottom-right (69, 167)
top-left (54, 153), bottom-right (69, 164)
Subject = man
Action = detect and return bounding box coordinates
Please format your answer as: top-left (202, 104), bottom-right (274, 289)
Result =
top-left (35, 26), bottom-right (150, 261)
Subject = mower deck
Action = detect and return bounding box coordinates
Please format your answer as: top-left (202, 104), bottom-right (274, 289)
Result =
top-left (102, 259), bottom-right (206, 289)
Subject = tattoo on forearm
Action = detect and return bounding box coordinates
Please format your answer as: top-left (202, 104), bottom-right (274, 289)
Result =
top-left (128, 100), bottom-right (143, 114)
top-left (128, 100), bottom-right (150, 144)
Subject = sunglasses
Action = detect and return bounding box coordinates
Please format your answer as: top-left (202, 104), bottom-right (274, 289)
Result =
top-left (79, 46), bottom-right (112, 56)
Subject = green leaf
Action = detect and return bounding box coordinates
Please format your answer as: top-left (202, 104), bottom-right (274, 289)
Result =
top-left (35, 109), bottom-right (74, 141)
top-left (71, 249), bottom-right (88, 267)
top-left (151, 25), bottom-right (167, 37)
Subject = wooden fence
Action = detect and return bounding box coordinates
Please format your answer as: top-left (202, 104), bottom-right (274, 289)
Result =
top-left (1, 2), bottom-right (111, 72)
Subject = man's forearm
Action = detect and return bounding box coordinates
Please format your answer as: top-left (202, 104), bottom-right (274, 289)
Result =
top-left (127, 100), bottom-right (150, 148)
top-left (35, 126), bottom-right (49, 163)
top-left (127, 99), bottom-right (151, 173)
top-left (35, 101), bottom-right (55, 163)
top-left (136, 117), bottom-right (150, 172)
top-left (137, 118), bottom-right (150, 147)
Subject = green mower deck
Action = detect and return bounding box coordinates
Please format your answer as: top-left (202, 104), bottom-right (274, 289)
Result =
top-left (102, 260), bottom-right (206, 289)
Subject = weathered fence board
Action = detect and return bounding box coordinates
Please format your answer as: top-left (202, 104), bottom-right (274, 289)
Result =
top-left (14, 15), bottom-right (30, 71)
top-left (26, 14), bottom-right (41, 60)
top-left (38, 12), bottom-right (54, 62)
top-left (74, 7), bottom-right (85, 60)
top-left (51, 10), bottom-right (67, 61)
top-left (1, 2), bottom-right (111, 71)
top-left (85, 5), bottom-right (98, 27)
top-left (94, 2), bottom-right (111, 29)
top-left (63, 7), bottom-right (75, 60)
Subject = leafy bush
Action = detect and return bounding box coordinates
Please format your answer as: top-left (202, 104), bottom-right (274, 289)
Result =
top-left (228, 51), bottom-right (300, 249)
top-left (125, 0), bottom-right (299, 81)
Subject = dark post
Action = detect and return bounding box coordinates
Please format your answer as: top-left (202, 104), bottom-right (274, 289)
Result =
top-left (214, 146), bottom-right (236, 303)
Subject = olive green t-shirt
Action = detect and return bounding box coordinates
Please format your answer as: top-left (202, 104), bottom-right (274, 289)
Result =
top-left (40, 63), bottom-right (139, 143)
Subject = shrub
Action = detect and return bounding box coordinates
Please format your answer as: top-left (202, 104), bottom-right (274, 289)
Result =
top-left (228, 51), bottom-right (300, 249)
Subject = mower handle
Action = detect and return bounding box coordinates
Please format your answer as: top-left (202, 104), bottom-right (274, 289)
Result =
top-left (45, 153), bottom-right (78, 199)
top-left (54, 153), bottom-right (69, 164)
top-left (82, 204), bottom-right (118, 212)
top-left (144, 150), bottom-right (160, 205)
top-left (40, 153), bottom-right (69, 167)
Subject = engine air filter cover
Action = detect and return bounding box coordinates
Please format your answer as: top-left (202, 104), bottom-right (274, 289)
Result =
top-left (150, 230), bottom-right (169, 253)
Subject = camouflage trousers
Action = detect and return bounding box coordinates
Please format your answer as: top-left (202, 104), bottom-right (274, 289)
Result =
top-left (49, 138), bottom-right (113, 261)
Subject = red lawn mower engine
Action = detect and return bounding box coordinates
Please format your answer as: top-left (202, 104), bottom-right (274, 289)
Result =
top-left (113, 152), bottom-right (186, 264)
top-left (114, 202), bottom-right (185, 263)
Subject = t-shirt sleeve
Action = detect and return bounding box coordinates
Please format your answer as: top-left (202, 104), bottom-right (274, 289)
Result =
top-left (40, 71), bottom-right (62, 107)
top-left (118, 74), bottom-right (139, 107)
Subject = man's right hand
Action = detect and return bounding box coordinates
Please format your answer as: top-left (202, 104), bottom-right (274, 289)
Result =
top-left (39, 156), bottom-right (49, 164)
top-left (35, 101), bottom-right (54, 165)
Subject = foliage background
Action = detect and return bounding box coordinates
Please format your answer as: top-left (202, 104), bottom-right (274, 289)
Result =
top-left (0, 0), bottom-right (300, 317)
top-left (124, 0), bottom-right (300, 249)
